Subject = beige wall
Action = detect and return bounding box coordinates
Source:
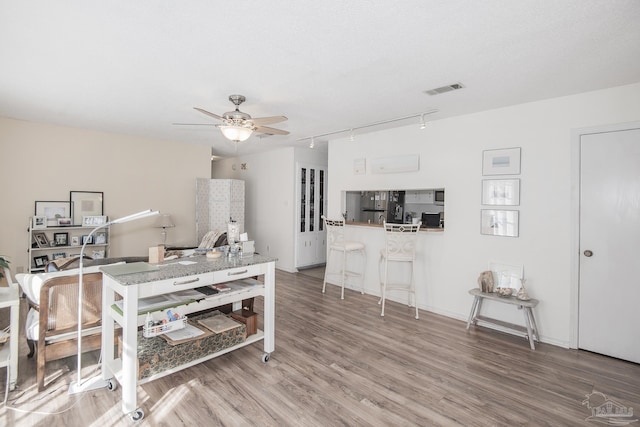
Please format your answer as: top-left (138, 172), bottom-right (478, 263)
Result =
top-left (0, 117), bottom-right (211, 273)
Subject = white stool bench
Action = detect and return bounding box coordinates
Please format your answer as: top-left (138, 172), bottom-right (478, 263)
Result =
top-left (466, 288), bottom-right (540, 350)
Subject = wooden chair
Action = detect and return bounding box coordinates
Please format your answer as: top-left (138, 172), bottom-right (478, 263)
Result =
top-left (28, 272), bottom-right (104, 391)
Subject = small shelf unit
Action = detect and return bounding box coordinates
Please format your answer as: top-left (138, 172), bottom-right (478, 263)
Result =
top-left (27, 221), bottom-right (110, 272)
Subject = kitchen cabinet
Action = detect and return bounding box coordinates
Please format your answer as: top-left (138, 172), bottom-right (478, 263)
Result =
top-left (296, 163), bottom-right (327, 268)
top-left (405, 190), bottom-right (434, 204)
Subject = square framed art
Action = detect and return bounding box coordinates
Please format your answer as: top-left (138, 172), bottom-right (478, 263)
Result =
top-left (70, 191), bottom-right (103, 225)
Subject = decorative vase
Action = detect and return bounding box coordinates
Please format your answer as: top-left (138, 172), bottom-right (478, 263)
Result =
top-left (516, 278), bottom-right (530, 301)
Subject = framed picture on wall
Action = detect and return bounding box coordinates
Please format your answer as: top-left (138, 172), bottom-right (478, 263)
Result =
top-left (482, 147), bottom-right (521, 176)
top-left (480, 209), bottom-right (519, 237)
top-left (481, 179), bottom-right (520, 206)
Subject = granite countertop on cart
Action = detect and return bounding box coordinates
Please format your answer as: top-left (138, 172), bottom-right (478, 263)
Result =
top-left (100, 254), bottom-right (277, 285)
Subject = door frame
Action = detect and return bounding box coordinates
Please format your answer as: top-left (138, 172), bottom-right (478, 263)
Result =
top-left (569, 120), bottom-right (640, 349)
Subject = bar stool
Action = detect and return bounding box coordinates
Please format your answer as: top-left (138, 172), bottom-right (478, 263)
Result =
top-left (322, 216), bottom-right (366, 299)
top-left (379, 221), bottom-right (421, 319)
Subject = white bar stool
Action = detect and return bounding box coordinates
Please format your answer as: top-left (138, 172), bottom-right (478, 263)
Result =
top-left (379, 221), bottom-right (421, 319)
top-left (322, 216), bottom-right (366, 299)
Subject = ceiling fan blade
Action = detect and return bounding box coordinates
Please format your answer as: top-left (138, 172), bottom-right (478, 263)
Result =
top-left (172, 122), bottom-right (216, 126)
top-left (194, 107), bottom-right (224, 121)
top-left (255, 125), bottom-right (290, 136)
top-left (250, 116), bottom-right (288, 126)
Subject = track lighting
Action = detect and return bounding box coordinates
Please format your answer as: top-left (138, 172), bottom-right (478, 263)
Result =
top-left (309, 137), bottom-right (315, 149)
top-left (297, 109), bottom-right (438, 145)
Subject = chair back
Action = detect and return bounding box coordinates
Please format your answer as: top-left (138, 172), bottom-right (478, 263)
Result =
top-left (40, 272), bottom-right (103, 334)
top-left (382, 222), bottom-right (421, 261)
top-left (322, 216), bottom-right (346, 249)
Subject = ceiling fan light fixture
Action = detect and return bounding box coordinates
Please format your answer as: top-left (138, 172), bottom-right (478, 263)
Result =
top-left (218, 125), bottom-right (254, 142)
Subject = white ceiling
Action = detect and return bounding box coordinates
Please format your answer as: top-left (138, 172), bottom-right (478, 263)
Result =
top-left (1, 1), bottom-right (639, 158)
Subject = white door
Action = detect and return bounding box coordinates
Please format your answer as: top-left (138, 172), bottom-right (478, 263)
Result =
top-left (578, 127), bottom-right (640, 363)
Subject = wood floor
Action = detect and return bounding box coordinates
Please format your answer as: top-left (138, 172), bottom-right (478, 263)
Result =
top-left (1, 269), bottom-right (638, 426)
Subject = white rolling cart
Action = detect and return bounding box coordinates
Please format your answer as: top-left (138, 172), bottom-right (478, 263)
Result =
top-left (0, 282), bottom-right (19, 396)
top-left (100, 254), bottom-right (276, 421)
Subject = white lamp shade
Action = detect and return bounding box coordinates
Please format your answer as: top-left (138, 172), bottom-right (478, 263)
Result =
top-left (155, 214), bottom-right (175, 228)
top-left (218, 125), bottom-right (253, 142)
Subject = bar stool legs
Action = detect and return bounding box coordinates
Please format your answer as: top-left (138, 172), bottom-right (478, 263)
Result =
top-left (378, 222), bottom-right (420, 319)
top-left (322, 216), bottom-right (366, 299)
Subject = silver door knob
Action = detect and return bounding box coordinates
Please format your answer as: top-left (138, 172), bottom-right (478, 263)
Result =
top-left (584, 250), bottom-right (593, 257)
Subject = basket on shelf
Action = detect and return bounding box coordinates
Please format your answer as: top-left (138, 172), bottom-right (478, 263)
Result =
top-left (143, 316), bottom-right (187, 338)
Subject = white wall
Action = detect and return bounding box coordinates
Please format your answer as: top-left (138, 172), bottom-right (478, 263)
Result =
top-left (326, 82), bottom-right (640, 347)
top-left (0, 117), bottom-right (211, 273)
top-left (213, 146), bottom-right (327, 272)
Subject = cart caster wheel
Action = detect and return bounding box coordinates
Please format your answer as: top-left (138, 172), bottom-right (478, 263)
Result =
top-left (130, 409), bottom-right (144, 421)
top-left (107, 379), bottom-right (117, 391)
top-left (262, 353), bottom-right (270, 363)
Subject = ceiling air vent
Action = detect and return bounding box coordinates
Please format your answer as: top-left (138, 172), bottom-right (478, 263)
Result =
top-left (424, 82), bottom-right (465, 96)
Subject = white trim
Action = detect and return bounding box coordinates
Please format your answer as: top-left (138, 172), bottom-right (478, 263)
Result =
top-left (569, 120), bottom-right (640, 349)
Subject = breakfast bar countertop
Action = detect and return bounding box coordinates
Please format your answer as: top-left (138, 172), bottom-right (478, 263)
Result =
top-left (345, 221), bottom-right (444, 231)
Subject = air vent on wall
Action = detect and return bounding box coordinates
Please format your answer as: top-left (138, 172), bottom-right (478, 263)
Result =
top-left (424, 82), bottom-right (465, 96)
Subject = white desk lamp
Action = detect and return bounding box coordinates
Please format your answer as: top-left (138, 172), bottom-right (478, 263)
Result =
top-left (69, 209), bottom-right (159, 394)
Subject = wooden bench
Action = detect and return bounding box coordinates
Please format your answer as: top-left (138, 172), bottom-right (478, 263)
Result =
top-left (466, 288), bottom-right (540, 350)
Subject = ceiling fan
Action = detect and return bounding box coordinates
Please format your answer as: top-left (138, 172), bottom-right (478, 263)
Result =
top-left (183, 94), bottom-right (289, 142)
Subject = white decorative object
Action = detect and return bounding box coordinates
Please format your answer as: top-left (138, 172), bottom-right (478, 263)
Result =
top-left (353, 158), bottom-right (366, 175)
top-left (517, 278), bottom-right (531, 301)
top-left (196, 179), bottom-right (244, 245)
top-left (370, 155), bottom-right (419, 174)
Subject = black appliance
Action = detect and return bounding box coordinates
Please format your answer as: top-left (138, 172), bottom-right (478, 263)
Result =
top-left (421, 213), bottom-right (441, 228)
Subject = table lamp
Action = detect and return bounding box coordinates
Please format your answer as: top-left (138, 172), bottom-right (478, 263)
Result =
top-left (154, 214), bottom-right (175, 246)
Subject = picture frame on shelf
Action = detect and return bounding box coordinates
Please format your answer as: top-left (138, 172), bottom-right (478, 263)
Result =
top-left (481, 179), bottom-right (520, 206)
top-left (92, 250), bottom-right (105, 259)
top-left (482, 147), bottom-right (521, 176)
top-left (33, 231), bottom-right (50, 248)
top-left (52, 252), bottom-right (67, 260)
top-left (82, 215), bottom-right (108, 227)
top-left (53, 232), bottom-right (69, 246)
top-left (35, 201), bottom-right (72, 227)
top-left (71, 191), bottom-right (104, 225)
top-left (33, 255), bottom-right (49, 268)
top-left (82, 235), bottom-right (94, 245)
top-left (480, 209), bottom-right (520, 237)
top-left (32, 215), bottom-right (47, 229)
top-left (71, 236), bottom-right (80, 246)
top-left (95, 232), bottom-right (107, 245)
top-left (57, 217), bottom-right (72, 226)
